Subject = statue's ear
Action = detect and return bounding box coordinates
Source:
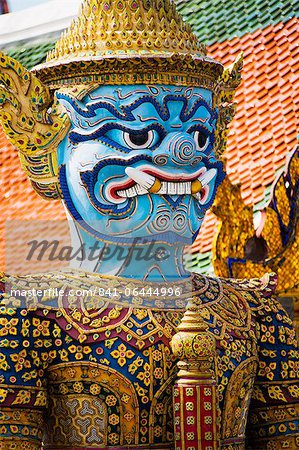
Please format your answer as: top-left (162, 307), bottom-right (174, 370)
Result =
top-left (214, 53), bottom-right (243, 159)
top-left (0, 52), bottom-right (69, 157)
top-left (0, 52), bottom-right (70, 199)
top-left (55, 91), bottom-right (87, 129)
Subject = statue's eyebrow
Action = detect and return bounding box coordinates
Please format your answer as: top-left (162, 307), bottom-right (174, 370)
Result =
top-left (137, 114), bottom-right (160, 122)
top-left (69, 122), bottom-right (166, 144)
top-left (129, 96), bottom-right (216, 124)
top-left (122, 95), bottom-right (172, 121)
top-left (66, 95), bottom-right (169, 121)
top-left (81, 116), bottom-right (117, 128)
top-left (69, 94), bottom-right (216, 125)
top-left (62, 95), bottom-right (170, 124)
top-left (102, 95), bottom-right (117, 102)
top-left (180, 98), bottom-right (216, 122)
top-left (116, 88), bottom-right (150, 99)
top-left (191, 117), bottom-right (209, 123)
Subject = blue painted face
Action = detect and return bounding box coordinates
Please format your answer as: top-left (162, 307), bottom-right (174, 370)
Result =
top-left (57, 85), bottom-right (225, 245)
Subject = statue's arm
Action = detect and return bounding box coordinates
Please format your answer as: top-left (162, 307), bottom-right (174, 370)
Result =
top-left (247, 295), bottom-right (299, 449)
top-left (0, 302), bottom-right (48, 449)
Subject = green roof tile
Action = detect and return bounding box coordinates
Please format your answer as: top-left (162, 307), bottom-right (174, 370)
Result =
top-left (6, 41), bottom-right (54, 70)
top-left (3, 0), bottom-right (298, 68)
top-left (185, 251), bottom-right (214, 274)
top-left (175, 0), bottom-right (299, 45)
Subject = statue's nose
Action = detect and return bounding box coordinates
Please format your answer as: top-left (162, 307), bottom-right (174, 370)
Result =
top-left (153, 132), bottom-right (200, 167)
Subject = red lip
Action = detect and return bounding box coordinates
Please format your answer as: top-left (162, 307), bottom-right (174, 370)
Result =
top-left (109, 180), bottom-right (135, 200)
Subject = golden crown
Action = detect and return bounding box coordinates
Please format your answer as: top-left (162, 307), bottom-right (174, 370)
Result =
top-left (32, 0), bottom-right (224, 90)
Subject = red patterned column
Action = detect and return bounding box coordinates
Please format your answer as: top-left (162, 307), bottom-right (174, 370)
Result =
top-left (171, 309), bottom-right (220, 450)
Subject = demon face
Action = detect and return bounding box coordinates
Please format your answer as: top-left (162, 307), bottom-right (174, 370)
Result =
top-left (57, 84), bottom-right (225, 245)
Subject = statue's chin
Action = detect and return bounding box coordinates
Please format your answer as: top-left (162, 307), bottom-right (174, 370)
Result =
top-left (73, 218), bottom-right (195, 246)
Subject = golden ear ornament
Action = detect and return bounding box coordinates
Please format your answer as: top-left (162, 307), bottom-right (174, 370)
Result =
top-left (0, 52), bottom-right (70, 199)
top-left (213, 53), bottom-right (243, 159)
top-left (33, 0), bottom-right (213, 88)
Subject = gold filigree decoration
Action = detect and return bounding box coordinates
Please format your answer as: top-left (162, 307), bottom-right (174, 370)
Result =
top-left (248, 402), bottom-right (299, 449)
top-left (45, 362), bottom-right (139, 448)
top-left (222, 357), bottom-right (258, 440)
top-left (0, 404), bottom-right (45, 449)
top-left (213, 145), bottom-right (299, 295)
top-left (0, 52), bottom-right (70, 199)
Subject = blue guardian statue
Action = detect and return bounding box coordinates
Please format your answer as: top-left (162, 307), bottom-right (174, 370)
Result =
top-left (0, 1), bottom-right (298, 449)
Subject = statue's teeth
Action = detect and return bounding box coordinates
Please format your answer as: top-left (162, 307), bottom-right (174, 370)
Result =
top-left (198, 168), bottom-right (217, 187)
top-left (118, 185), bottom-right (148, 198)
top-left (135, 184), bottom-right (148, 195)
top-left (177, 182), bottom-right (185, 195)
top-left (118, 180), bottom-right (193, 197)
top-left (126, 186), bottom-right (138, 197)
top-left (193, 187), bottom-right (209, 205)
top-left (125, 167), bottom-right (155, 189)
top-left (117, 167), bottom-right (217, 199)
top-left (117, 189), bottom-right (128, 198)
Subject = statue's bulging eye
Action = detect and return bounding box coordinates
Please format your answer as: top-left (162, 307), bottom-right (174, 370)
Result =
top-left (194, 130), bottom-right (209, 151)
top-left (102, 126), bottom-right (164, 152)
top-left (123, 130), bottom-right (154, 149)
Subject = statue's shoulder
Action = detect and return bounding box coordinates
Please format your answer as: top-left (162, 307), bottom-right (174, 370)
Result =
top-left (1, 269), bottom-right (278, 312)
top-left (189, 272), bottom-right (282, 337)
top-left (0, 271), bottom-right (66, 310)
top-left (191, 271), bottom-right (278, 305)
top-left (218, 272), bottom-right (277, 297)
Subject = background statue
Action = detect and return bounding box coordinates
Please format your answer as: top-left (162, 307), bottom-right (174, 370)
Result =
top-left (0, 0), bottom-right (298, 449)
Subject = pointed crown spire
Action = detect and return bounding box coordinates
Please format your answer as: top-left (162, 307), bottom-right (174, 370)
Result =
top-left (32, 0), bottom-right (225, 89)
top-left (49, 0), bottom-right (204, 60)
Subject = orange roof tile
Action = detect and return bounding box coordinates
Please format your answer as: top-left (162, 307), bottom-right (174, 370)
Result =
top-left (193, 17), bottom-right (298, 254)
top-left (0, 133), bottom-right (66, 272)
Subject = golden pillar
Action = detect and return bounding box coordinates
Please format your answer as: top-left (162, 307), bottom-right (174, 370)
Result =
top-left (171, 303), bottom-right (220, 450)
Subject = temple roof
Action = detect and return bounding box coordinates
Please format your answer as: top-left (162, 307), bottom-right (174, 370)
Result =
top-left (189, 15), bottom-right (298, 273)
top-left (7, 41), bottom-right (54, 69)
top-left (176, 0), bottom-right (298, 45)
top-left (0, 0), bottom-right (298, 274)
